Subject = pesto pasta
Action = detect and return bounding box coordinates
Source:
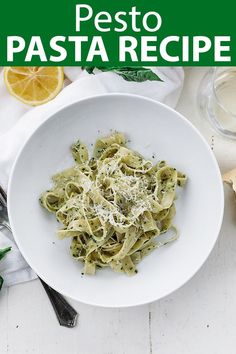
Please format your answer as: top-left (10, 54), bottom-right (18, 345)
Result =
top-left (40, 132), bottom-right (187, 276)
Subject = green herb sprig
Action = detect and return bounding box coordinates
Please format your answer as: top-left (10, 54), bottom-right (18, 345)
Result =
top-left (84, 67), bottom-right (163, 83)
top-left (0, 247), bottom-right (11, 290)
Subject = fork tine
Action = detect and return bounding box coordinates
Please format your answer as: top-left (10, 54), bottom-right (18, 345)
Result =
top-left (0, 185), bottom-right (7, 204)
top-left (0, 195), bottom-right (8, 218)
top-left (0, 197), bottom-right (7, 210)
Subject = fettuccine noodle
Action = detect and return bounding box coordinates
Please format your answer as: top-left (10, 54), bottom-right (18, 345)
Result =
top-left (40, 132), bottom-right (187, 276)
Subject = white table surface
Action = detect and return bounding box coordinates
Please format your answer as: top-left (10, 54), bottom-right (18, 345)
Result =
top-left (1, 67), bottom-right (236, 354)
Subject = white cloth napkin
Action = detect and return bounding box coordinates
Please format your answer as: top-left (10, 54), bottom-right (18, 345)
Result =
top-left (0, 67), bottom-right (184, 287)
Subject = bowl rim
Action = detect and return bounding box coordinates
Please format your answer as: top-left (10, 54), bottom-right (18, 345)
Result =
top-left (8, 93), bottom-right (224, 308)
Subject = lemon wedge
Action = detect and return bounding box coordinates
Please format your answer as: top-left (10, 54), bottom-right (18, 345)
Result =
top-left (4, 67), bottom-right (64, 106)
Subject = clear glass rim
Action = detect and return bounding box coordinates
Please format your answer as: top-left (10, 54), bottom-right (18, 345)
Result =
top-left (213, 66), bottom-right (236, 118)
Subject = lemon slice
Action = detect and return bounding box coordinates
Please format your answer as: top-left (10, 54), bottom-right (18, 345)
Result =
top-left (4, 67), bottom-right (64, 106)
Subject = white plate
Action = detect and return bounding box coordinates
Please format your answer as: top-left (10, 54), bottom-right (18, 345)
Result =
top-left (8, 94), bottom-right (224, 307)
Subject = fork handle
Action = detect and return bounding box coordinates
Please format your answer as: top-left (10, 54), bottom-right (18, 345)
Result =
top-left (39, 278), bottom-right (78, 327)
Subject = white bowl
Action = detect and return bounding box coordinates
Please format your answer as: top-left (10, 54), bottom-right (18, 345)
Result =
top-left (8, 94), bottom-right (224, 307)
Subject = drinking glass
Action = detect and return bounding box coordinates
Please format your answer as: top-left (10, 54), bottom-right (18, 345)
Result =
top-left (198, 67), bottom-right (236, 139)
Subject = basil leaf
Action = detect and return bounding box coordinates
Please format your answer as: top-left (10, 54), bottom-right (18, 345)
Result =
top-left (84, 66), bottom-right (96, 74)
top-left (0, 247), bottom-right (11, 291)
top-left (0, 247), bottom-right (11, 261)
top-left (113, 67), bottom-right (163, 82)
top-left (0, 276), bottom-right (3, 291)
top-left (84, 67), bottom-right (163, 82)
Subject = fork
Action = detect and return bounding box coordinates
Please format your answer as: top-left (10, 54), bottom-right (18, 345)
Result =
top-left (0, 187), bottom-right (78, 328)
